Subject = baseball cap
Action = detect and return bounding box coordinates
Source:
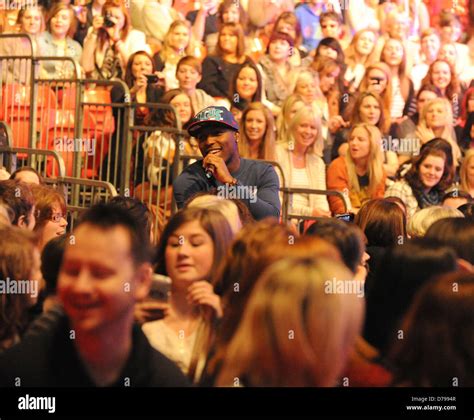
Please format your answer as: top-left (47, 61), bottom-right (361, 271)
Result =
top-left (187, 106), bottom-right (239, 137)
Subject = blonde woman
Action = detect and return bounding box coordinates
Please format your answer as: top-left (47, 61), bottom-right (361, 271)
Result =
top-left (460, 149), bottom-right (474, 198)
top-left (415, 97), bottom-right (461, 166)
top-left (344, 29), bottom-right (378, 91)
top-left (153, 20), bottom-right (197, 91)
top-left (216, 257), bottom-right (364, 387)
top-left (276, 105), bottom-right (331, 218)
top-left (238, 102), bottom-right (276, 161)
top-left (327, 123), bottom-right (386, 214)
top-left (275, 94), bottom-right (305, 143)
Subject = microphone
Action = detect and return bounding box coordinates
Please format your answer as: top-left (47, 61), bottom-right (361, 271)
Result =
top-left (204, 163), bottom-right (216, 179)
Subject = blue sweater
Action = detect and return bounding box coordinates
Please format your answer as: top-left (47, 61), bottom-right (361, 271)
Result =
top-left (173, 158), bottom-right (281, 220)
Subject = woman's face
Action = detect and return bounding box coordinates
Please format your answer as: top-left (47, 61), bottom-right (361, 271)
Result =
top-left (417, 90), bottom-right (438, 114)
top-left (419, 154), bottom-right (445, 189)
top-left (294, 115), bottom-right (318, 150)
top-left (431, 61), bottom-right (451, 91)
top-left (275, 21), bottom-right (296, 40)
top-left (355, 31), bottom-right (375, 56)
top-left (222, 4), bottom-right (240, 23)
top-left (319, 67), bottom-right (340, 94)
top-left (318, 44), bottom-right (338, 60)
top-left (165, 220), bottom-right (214, 285)
top-left (367, 68), bottom-right (388, 95)
top-left (425, 102), bottom-right (447, 129)
top-left (50, 9), bottom-right (72, 38)
top-left (105, 7), bottom-right (125, 31)
top-left (421, 34), bottom-right (440, 61)
top-left (244, 109), bottom-right (266, 143)
top-left (269, 39), bottom-right (291, 62)
top-left (295, 74), bottom-right (316, 103)
top-left (169, 24), bottom-right (190, 52)
top-left (439, 44), bottom-right (457, 67)
top-left (170, 93), bottom-right (192, 125)
top-left (383, 39), bottom-right (403, 67)
top-left (42, 203), bottom-right (67, 245)
top-left (348, 126), bottom-right (371, 161)
top-left (219, 27), bottom-right (238, 54)
top-left (236, 66), bottom-right (258, 100)
top-left (131, 54), bottom-right (153, 79)
top-left (21, 8), bottom-right (42, 35)
top-left (359, 96), bottom-right (381, 125)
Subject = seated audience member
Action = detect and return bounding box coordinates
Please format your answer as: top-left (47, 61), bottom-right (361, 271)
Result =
top-left (73, 0), bottom-right (106, 46)
top-left (413, 97), bottom-right (461, 166)
top-left (344, 29), bottom-right (378, 92)
top-left (407, 206), bottom-right (464, 238)
top-left (425, 218), bottom-right (474, 270)
top-left (276, 105), bottom-right (331, 218)
top-left (275, 94), bottom-right (305, 143)
top-left (186, 194), bottom-right (246, 235)
top-left (271, 11), bottom-right (305, 67)
top-left (0, 5), bottom-right (44, 84)
top-left (295, 0), bottom-right (332, 53)
top-left (460, 149), bottom-right (474, 198)
top-left (421, 59), bottom-right (462, 121)
top-left (292, 69), bottom-right (325, 111)
top-left (258, 31), bottom-right (297, 112)
top-left (0, 226), bottom-right (41, 352)
top-left (389, 272), bottom-right (474, 386)
top-left (0, 180), bottom-right (36, 230)
top-left (153, 20), bottom-right (196, 91)
top-left (9, 167), bottom-right (43, 185)
top-left (39, 234), bottom-right (67, 313)
top-left (319, 11), bottom-right (349, 50)
top-left (142, 208), bottom-right (234, 380)
top-left (459, 88), bottom-right (474, 128)
top-left (0, 204), bottom-right (189, 387)
top-left (81, 0), bottom-right (149, 80)
top-left (173, 106), bottom-right (281, 220)
top-left (197, 23), bottom-right (251, 100)
top-left (385, 138), bottom-right (455, 220)
top-left (176, 56), bottom-right (214, 114)
top-left (186, 0), bottom-right (220, 49)
top-left (327, 123), bottom-right (386, 215)
top-left (116, 51), bottom-right (164, 125)
top-left (228, 62), bottom-right (265, 113)
top-left (442, 190), bottom-right (472, 209)
top-left (364, 238), bottom-right (458, 356)
top-left (410, 29), bottom-right (441, 91)
top-left (36, 3), bottom-right (82, 79)
top-left (238, 102), bottom-right (276, 161)
top-left (216, 257), bottom-right (364, 386)
top-left (30, 185), bottom-right (67, 251)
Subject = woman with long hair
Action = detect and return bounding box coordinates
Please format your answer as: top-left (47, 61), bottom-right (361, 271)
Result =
top-left (275, 93), bottom-right (305, 143)
top-left (81, 0), bottom-right (148, 80)
top-left (198, 22), bottom-right (251, 99)
top-left (385, 138), bottom-right (455, 219)
top-left (276, 105), bottom-right (331, 218)
top-left (460, 149), bottom-right (474, 198)
top-left (37, 3), bottom-right (82, 79)
top-left (142, 207), bottom-right (234, 381)
top-left (228, 61), bottom-right (263, 111)
top-left (327, 123), bottom-right (386, 215)
top-left (238, 102), bottom-right (276, 161)
top-left (153, 20), bottom-right (196, 91)
top-left (380, 38), bottom-right (415, 120)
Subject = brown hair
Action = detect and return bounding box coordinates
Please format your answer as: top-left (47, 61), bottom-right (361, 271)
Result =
top-left (390, 272), bottom-right (474, 386)
top-left (216, 22), bottom-right (246, 60)
top-left (124, 50), bottom-right (155, 89)
top-left (0, 180), bottom-right (35, 227)
top-left (46, 3), bottom-right (77, 38)
top-left (30, 184), bottom-right (66, 233)
top-left (349, 91), bottom-right (390, 134)
top-left (355, 198), bottom-right (407, 247)
top-left (421, 59), bottom-right (460, 101)
top-left (176, 55), bottom-right (202, 75)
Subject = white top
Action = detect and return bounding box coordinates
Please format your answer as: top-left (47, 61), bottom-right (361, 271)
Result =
top-left (391, 77), bottom-right (405, 119)
top-left (292, 167), bottom-right (310, 210)
top-left (142, 319), bottom-right (197, 375)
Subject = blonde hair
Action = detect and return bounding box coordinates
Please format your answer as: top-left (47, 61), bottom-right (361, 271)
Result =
top-left (276, 94), bottom-right (305, 143)
top-left (460, 149), bottom-right (474, 193)
top-left (216, 257), bottom-right (364, 387)
top-left (293, 68), bottom-right (325, 106)
top-left (160, 20), bottom-right (194, 64)
top-left (416, 97), bottom-right (461, 165)
top-left (344, 28), bottom-right (378, 68)
top-left (408, 206), bottom-right (464, 237)
top-left (285, 105), bottom-right (324, 157)
top-left (239, 102), bottom-right (276, 161)
top-left (345, 123), bottom-right (384, 195)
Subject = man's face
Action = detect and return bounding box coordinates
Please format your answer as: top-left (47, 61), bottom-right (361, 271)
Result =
top-left (196, 126), bottom-right (239, 164)
top-left (58, 224), bottom-right (149, 333)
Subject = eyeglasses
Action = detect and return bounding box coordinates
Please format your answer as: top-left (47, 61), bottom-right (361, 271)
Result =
top-left (50, 213), bottom-right (66, 223)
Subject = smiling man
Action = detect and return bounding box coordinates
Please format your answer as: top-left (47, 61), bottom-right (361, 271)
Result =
top-left (173, 106), bottom-right (281, 220)
top-left (0, 203), bottom-right (188, 387)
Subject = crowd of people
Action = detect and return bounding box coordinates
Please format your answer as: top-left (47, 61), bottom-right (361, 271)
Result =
top-left (0, 0), bottom-right (474, 389)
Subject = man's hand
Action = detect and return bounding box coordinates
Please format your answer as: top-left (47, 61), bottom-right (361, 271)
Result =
top-left (202, 153), bottom-right (234, 184)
